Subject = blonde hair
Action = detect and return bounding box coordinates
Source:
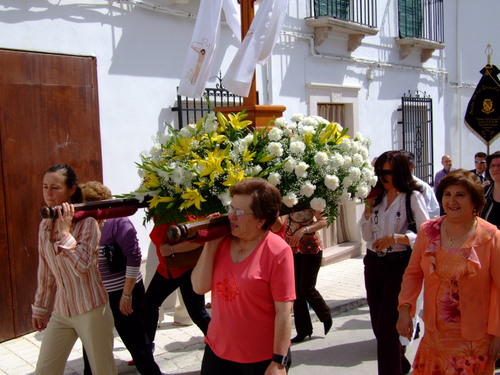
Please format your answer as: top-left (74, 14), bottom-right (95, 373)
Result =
top-left (80, 181), bottom-right (112, 202)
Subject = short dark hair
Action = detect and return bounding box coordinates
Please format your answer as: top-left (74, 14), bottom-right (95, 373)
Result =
top-left (400, 150), bottom-right (415, 165)
top-left (474, 152), bottom-right (487, 159)
top-left (486, 151), bottom-right (500, 169)
top-left (230, 178), bottom-right (281, 230)
top-left (435, 169), bottom-right (485, 213)
top-left (45, 163), bottom-right (83, 203)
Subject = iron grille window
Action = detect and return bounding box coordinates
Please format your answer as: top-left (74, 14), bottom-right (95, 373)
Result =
top-left (172, 85), bottom-right (244, 129)
top-left (398, 91), bottom-right (434, 185)
top-left (309, 0), bottom-right (377, 28)
top-left (398, 0), bottom-right (444, 43)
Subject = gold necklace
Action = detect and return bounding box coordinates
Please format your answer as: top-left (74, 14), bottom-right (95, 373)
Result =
top-left (444, 218), bottom-right (476, 246)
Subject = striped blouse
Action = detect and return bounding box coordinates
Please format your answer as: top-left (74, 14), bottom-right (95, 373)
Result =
top-left (32, 217), bottom-right (108, 319)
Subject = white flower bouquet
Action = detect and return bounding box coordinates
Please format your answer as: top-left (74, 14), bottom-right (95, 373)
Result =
top-left (130, 110), bottom-right (377, 225)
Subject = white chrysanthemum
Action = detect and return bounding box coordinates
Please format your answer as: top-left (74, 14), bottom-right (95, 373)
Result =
top-left (252, 165), bottom-right (263, 176)
top-left (359, 146), bottom-right (369, 160)
top-left (295, 162), bottom-right (309, 178)
top-left (352, 153), bottom-right (364, 167)
top-left (290, 141), bottom-right (306, 155)
top-left (158, 132), bottom-right (172, 145)
top-left (268, 127), bottom-right (283, 142)
top-left (314, 151), bottom-right (329, 166)
top-left (283, 158), bottom-right (297, 173)
top-left (274, 117), bottom-right (288, 128)
top-left (325, 174), bottom-right (340, 190)
top-left (349, 167), bottom-right (361, 180)
top-left (267, 142), bottom-right (284, 157)
top-left (350, 141), bottom-right (360, 153)
top-left (330, 153), bottom-right (345, 168)
top-left (343, 177), bottom-right (353, 188)
top-left (355, 185), bottom-right (370, 199)
top-left (268, 172), bottom-right (281, 186)
top-left (291, 113), bottom-right (304, 123)
top-left (302, 117), bottom-right (319, 127)
top-left (300, 181), bottom-right (316, 197)
top-left (370, 175), bottom-right (379, 186)
top-left (218, 190), bottom-right (231, 206)
top-left (310, 115), bottom-right (329, 125)
top-left (241, 134), bottom-right (254, 147)
top-left (149, 144), bottom-right (162, 160)
top-left (310, 197), bottom-right (326, 211)
top-left (339, 139), bottom-right (351, 152)
top-left (362, 167), bottom-right (375, 180)
top-left (343, 155), bottom-right (353, 167)
top-left (283, 192), bottom-right (299, 208)
top-left (335, 122), bottom-right (344, 132)
top-left (299, 125), bottom-right (316, 135)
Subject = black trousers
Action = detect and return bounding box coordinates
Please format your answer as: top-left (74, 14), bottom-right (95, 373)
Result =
top-left (144, 269), bottom-right (211, 345)
top-left (83, 280), bottom-right (162, 375)
top-left (293, 251), bottom-right (331, 336)
top-left (364, 250), bottom-right (412, 375)
top-left (201, 344), bottom-right (292, 375)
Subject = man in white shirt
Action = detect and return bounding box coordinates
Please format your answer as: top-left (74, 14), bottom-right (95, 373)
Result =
top-left (401, 150), bottom-right (440, 219)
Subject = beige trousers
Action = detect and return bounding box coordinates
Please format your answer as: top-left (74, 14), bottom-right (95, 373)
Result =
top-left (35, 303), bottom-right (116, 375)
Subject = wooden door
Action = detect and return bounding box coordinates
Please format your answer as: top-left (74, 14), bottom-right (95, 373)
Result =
top-left (0, 49), bottom-right (102, 341)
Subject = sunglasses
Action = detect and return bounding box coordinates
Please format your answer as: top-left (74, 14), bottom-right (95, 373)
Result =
top-left (475, 160), bottom-right (486, 164)
top-left (376, 169), bottom-right (394, 176)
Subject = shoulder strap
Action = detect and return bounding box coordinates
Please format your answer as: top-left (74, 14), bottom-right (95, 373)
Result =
top-left (406, 192), bottom-right (417, 233)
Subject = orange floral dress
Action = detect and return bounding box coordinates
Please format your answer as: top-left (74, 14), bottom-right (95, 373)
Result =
top-left (412, 245), bottom-right (494, 375)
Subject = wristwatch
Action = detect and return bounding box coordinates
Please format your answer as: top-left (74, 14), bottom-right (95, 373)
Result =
top-left (272, 353), bottom-right (288, 368)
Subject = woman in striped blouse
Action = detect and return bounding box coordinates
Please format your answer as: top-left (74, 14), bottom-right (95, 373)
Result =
top-left (31, 164), bottom-right (116, 375)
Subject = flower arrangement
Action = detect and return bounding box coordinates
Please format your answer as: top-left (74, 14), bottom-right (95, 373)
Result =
top-left (130, 110), bottom-right (377, 225)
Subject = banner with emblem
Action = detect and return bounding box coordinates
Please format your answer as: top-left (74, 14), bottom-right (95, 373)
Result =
top-left (464, 64), bottom-right (500, 146)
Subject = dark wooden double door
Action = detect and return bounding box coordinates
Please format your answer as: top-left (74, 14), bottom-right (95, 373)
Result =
top-left (0, 49), bottom-right (102, 341)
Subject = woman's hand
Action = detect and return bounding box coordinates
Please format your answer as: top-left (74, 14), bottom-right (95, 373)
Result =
top-left (56, 202), bottom-right (74, 239)
top-left (264, 361), bottom-right (287, 375)
top-left (372, 234), bottom-right (394, 253)
top-left (288, 227), bottom-right (306, 248)
top-left (32, 316), bottom-right (49, 332)
top-left (396, 305), bottom-right (413, 340)
top-left (489, 336), bottom-right (500, 361)
top-left (120, 295), bottom-right (134, 316)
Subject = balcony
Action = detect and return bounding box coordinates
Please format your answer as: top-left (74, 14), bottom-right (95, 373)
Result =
top-left (305, 0), bottom-right (378, 51)
top-left (396, 0), bottom-right (445, 62)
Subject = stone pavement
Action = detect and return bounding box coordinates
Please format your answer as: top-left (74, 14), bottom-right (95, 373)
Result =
top-left (0, 255), bottom-right (367, 375)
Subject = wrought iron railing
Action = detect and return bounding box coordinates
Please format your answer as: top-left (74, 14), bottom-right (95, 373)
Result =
top-left (308, 0), bottom-right (377, 28)
top-left (398, 91), bottom-right (434, 185)
top-left (398, 0), bottom-right (444, 43)
top-left (172, 78), bottom-right (244, 128)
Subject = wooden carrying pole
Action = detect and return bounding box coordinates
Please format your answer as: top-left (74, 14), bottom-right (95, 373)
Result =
top-left (216, 0), bottom-right (286, 128)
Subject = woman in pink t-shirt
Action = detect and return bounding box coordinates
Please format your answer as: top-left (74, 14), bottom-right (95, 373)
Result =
top-left (192, 178), bottom-right (296, 374)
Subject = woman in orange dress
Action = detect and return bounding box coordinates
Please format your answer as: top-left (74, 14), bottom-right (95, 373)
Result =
top-left (397, 170), bottom-right (500, 374)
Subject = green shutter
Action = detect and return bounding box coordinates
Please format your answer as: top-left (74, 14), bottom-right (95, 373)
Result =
top-left (314, 0), bottom-right (350, 20)
top-left (399, 0), bottom-right (423, 38)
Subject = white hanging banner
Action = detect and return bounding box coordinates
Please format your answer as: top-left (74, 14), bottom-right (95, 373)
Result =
top-left (178, 0), bottom-right (241, 98)
top-left (222, 0), bottom-right (288, 97)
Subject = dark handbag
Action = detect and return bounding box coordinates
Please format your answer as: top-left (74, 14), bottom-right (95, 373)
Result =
top-left (405, 192), bottom-right (417, 251)
top-left (164, 245), bottom-right (203, 269)
top-left (101, 243), bottom-right (126, 273)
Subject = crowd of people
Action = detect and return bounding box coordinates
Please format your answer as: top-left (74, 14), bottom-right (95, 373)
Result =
top-left (30, 148), bottom-right (500, 375)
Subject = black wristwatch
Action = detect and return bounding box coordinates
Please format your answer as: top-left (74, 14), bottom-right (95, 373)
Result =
top-left (272, 353), bottom-right (288, 367)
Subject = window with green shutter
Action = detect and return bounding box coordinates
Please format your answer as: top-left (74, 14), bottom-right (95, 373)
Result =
top-left (398, 0), bottom-right (422, 38)
top-left (314, 0), bottom-right (350, 20)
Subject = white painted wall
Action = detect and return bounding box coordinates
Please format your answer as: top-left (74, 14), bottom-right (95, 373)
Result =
top-left (1, 0), bottom-right (499, 257)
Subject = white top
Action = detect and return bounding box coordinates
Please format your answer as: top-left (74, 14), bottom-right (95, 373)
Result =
top-left (359, 191), bottom-right (429, 252)
top-left (413, 176), bottom-right (440, 219)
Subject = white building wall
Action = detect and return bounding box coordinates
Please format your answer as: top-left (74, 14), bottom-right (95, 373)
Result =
top-left (1, 0), bottom-right (499, 254)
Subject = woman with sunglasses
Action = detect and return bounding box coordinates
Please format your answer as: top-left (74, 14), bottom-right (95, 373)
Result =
top-left (192, 178), bottom-right (295, 374)
top-left (360, 150), bottom-right (429, 375)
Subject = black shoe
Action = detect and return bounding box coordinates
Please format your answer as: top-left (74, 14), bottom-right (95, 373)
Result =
top-left (323, 317), bottom-right (333, 335)
top-left (291, 334), bottom-right (312, 343)
top-left (495, 359), bottom-right (500, 368)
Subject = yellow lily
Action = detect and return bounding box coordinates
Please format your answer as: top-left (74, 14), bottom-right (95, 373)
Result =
top-left (148, 195), bottom-right (176, 209)
top-left (180, 188), bottom-right (206, 210)
top-left (143, 173), bottom-right (161, 189)
top-left (228, 112), bottom-right (253, 131)
top-left (242, 147), bottom-right (257, 163)
top-left (196, 149), bottom-right (227, 185)
top-left (223, 167), bottom-right (246, 187)
top-left (172, 136), bottom-right (193, 157)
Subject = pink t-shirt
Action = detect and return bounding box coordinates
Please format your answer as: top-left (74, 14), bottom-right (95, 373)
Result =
top-left (205, 231), bottom-right (295, 363)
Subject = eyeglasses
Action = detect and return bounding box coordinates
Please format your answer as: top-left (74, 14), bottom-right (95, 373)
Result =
top-left (376, 169), bottom-right (394, 176)
top-left (475, 160), bottom-right (487, 164)
top-left (226, 205), bottom-right (254, 217)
